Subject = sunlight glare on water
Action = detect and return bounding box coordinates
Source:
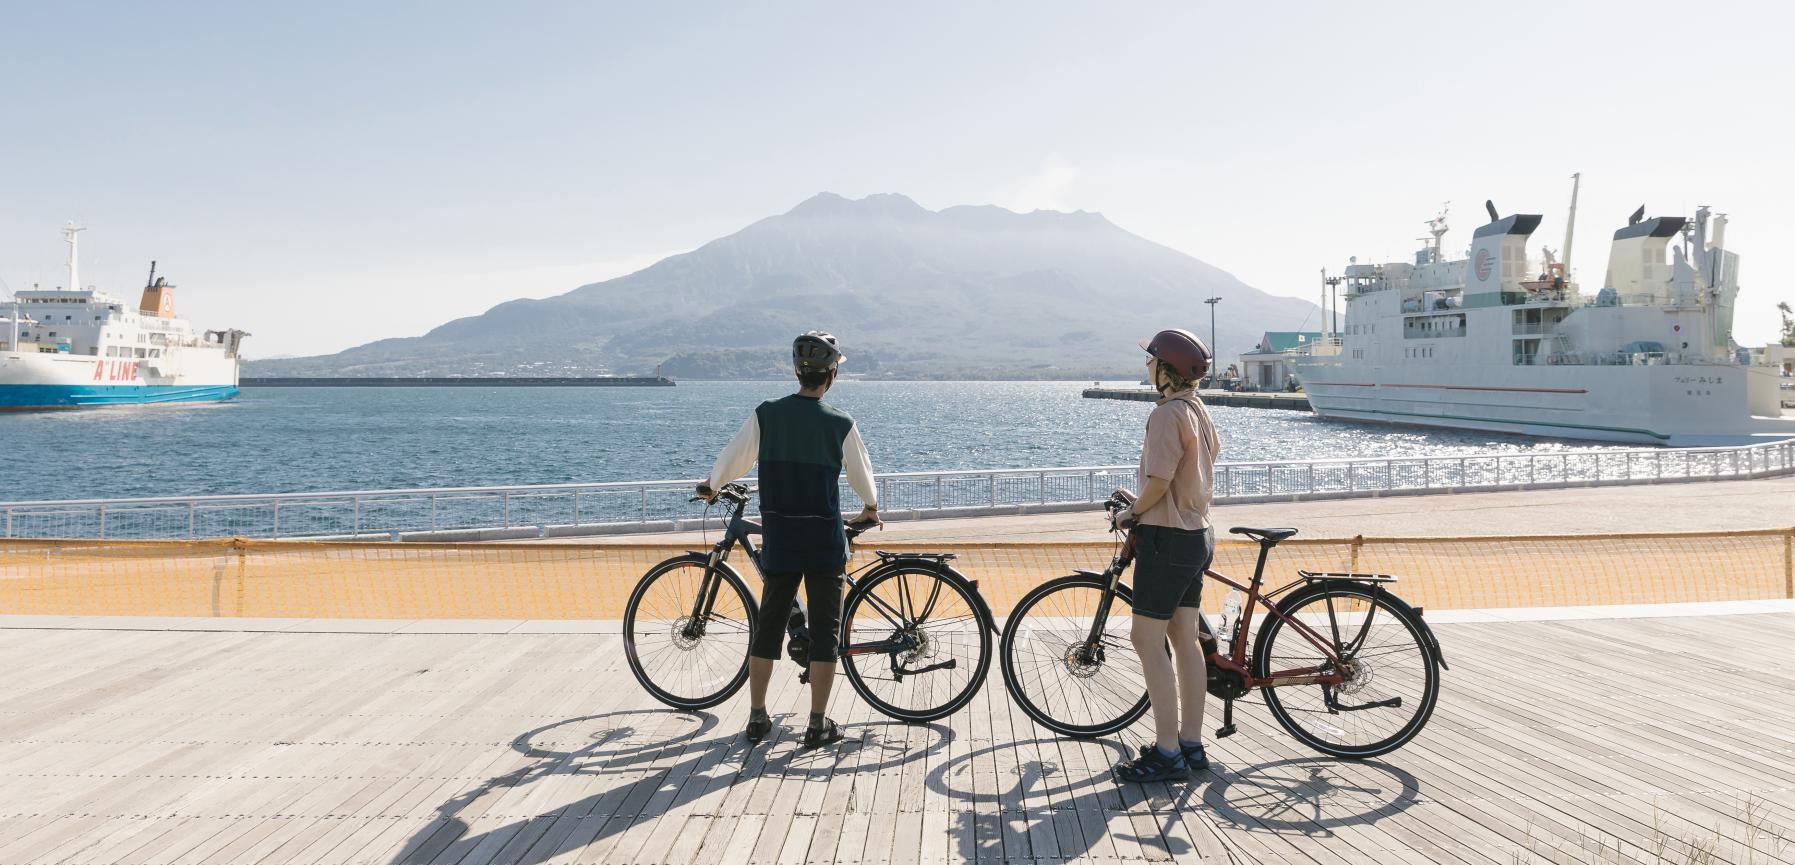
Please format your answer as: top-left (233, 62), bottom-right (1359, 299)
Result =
top-left (0, 381), bottom-right (1611, 499)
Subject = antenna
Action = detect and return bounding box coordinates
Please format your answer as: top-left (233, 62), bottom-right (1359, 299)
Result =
top-left (63, 221), bottom-right (87, 292)
top-left (1425, 202), bottom-right (1450, 261)
top-left (1561, 172), bottom-right (1580, 274)
top-left (146, 260), bottom-right (157, 289)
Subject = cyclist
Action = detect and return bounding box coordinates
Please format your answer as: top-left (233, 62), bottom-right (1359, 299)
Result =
top-left (697, 331), bottom-right (881, 747)
top-left (1111, 328), bottom-right (1221, 783)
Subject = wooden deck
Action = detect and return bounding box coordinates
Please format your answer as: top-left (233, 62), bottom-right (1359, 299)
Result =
top-left (2, 612), bottom-right (1792, 864)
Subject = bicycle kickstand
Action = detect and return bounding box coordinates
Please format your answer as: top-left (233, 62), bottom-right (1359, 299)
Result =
top-left (1215, 698), bottom-right (1237, 739)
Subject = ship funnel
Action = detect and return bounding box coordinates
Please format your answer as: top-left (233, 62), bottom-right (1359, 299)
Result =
top-left (1602, 213), bottom-right (1687, 305)
top-left (1466, 208), bottom-right (1543, 301)
top-left (1485, 200), bottom-right (1499, 222)
top-left (140, 267), bottom-right (176, 318)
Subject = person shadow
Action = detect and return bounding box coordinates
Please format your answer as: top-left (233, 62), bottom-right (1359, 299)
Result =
top-left (924, 737), bottom-right (1421, 861)
top-left (386, 708), bottom-right (951, 865)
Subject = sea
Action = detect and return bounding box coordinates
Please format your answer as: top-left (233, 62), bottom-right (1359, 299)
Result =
top-left (0, 381), bottom-right (1612, 501)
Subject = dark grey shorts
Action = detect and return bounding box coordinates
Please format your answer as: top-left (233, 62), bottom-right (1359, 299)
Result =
top-left (1131, 524), bottom-right (1215, 620)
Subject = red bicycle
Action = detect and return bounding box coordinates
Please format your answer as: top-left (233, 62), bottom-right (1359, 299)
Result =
top-left (998, 490), bottom-right (1446, 758)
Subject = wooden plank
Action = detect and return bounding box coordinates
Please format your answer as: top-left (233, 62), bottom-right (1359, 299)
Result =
top-left (2, 613), bottom-right (1793, 865)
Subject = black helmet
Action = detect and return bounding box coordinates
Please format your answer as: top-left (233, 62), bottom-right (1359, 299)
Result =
top-left (793, 331), bottom-right (844, 374)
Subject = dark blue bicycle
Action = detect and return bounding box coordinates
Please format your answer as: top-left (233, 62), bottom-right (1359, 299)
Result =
top-left (622, 483), bottom-right (997, 722)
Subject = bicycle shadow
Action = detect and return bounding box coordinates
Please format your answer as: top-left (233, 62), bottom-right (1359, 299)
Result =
top-left (1194, 755), bottom-right (1421, 837)
top-left (386, 708), bottom-right (951, 865)
top-left (924, 738), bottom-right (1421, 860)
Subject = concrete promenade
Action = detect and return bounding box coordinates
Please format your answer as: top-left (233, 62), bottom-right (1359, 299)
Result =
top-left (2, 605), bottom-right (1793, 864)
top-left (552, 475), bottom-right (1795, 546)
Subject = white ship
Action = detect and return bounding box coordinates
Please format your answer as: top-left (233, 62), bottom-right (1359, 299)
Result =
top-left (1, 225), bottom-right (247, 410)
top-left (1293, 178), bottom-right (1795, 446)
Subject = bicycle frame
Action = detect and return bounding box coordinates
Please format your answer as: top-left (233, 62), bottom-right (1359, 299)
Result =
top-left (1085, 528), bottom-right (1351, 691)
top-left (683, 492), bottom-right (967, 670)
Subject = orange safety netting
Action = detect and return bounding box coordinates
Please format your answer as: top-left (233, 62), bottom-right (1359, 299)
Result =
top-left (2, 529), bottom-right (1790, 619)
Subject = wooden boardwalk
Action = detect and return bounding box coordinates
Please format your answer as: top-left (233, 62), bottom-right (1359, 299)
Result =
top-left (1, 612), bottom-right (1792, 864)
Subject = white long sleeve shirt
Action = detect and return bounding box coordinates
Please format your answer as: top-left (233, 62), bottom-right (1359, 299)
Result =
top-left (707, 412), bottom-right (879, 509)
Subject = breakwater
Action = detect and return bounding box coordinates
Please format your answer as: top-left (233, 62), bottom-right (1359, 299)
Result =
top-left (1083, 387), bottom-right (1310, 410)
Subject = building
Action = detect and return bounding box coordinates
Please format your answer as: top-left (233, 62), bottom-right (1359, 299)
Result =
top-left (1239, 331), bottom-right (1322, 391)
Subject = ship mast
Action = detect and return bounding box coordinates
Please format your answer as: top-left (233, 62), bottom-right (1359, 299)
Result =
top-left (63, 221), bottom-right (86, 292)
top-left (1561, 172), bottom-right (1580, 275)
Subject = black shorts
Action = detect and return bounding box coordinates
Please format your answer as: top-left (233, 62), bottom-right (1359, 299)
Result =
top-left (750, 569), bottom-right (844, 663)
top-left (1131, 524), bottom-right (1215, 620)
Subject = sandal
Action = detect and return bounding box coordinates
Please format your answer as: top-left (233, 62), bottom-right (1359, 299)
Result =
top-left (1139, 740), bottom-right (1208, 772)
top-left (802, 716), bottom-right (845, 748)
top-left (744, 713), bottom-right (773, 743)
top-left (1115, 745), bottom-right (1188, 783)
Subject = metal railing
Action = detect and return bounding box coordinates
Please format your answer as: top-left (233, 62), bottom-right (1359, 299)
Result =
top-left (3, 439), bottom-right (1792, 541)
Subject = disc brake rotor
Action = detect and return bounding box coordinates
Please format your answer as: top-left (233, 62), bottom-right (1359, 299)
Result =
top-left (669, 616), bottom-right (702, 651)
top-left (1339, 657), bottom-right (1374, 695)
top-left (1062, 642), bottom-right (1102, 679)
top-left (901, 628), bottom-right (935, 665)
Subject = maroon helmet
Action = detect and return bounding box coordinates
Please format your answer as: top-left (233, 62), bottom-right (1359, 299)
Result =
top-left (1139, 328), bottom-right (1211, 381)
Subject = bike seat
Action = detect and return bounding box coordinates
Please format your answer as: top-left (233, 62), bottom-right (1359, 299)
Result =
top-left (1229, 526), bottom-right (1298, 544)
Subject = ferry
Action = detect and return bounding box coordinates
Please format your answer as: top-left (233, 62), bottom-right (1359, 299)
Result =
top-left (1, 225), bottom-right (247, 410)
top-left (1292, 178), bottom-right (1795, 447)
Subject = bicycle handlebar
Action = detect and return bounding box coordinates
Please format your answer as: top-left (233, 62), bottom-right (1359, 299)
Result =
top-left (692, 482), bottom-right (754, 505)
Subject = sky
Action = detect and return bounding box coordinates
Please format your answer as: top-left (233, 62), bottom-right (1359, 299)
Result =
top-left (2, 0), bottom-right (1791, 358)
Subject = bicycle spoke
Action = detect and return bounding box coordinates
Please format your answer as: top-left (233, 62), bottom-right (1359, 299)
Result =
top-left (1259, 587), bottom-right (1436, 756)
top-left (625, 560), bottom-right (753, 709)
top-left (1002, 578), bottom-right (1149, 736)
top-left (841, 569), bottom-right (989, 721)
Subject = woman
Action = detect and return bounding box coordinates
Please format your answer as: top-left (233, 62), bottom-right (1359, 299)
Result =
top-left (1112, 328), bottom-right (1221, 783)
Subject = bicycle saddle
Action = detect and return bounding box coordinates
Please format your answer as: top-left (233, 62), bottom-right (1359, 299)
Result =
top-left (1229, 526), bottom-right (1298, 544)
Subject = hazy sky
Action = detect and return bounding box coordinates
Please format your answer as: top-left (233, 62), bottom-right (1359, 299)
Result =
top-left (3, 1), bottom-right (1791, 357)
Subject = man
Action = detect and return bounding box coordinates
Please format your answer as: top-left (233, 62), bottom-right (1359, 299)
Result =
top-left (699, 331), bottom-right (881, 746)
top-left (1111, 328), bottom-right (1221, 783)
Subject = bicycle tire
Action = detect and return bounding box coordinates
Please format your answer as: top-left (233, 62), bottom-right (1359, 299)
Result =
top-left (999, 573), bottom-right (1151, 739)
top-left (839, 563), bottom-right (993, 723)
top-left (623, 554), bottom-right (759, 711)
top-left (1253, 581), bottom-right (1440, 758)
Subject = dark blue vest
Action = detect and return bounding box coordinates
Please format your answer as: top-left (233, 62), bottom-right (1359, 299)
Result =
top-left (755, 395), bottom-right (856, 573)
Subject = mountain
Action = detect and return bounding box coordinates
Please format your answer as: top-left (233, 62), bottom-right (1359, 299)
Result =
top-left (247, 193), bottom-right (1322, 379)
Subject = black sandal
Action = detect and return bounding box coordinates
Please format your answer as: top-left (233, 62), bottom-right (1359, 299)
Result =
top-left (744, 713), bottom-right (773, 743)
top-left (802, 716), bottom-right (845, 748)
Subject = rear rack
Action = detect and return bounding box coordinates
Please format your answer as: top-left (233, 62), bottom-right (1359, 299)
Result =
top-left (1297, 569), bottom-right (1398, 583)
top-left (876, 550), bottom-right (957, 562)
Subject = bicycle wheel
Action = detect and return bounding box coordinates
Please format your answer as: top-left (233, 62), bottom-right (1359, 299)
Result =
top-left (1254, 582), bottom-right (1440, 758)
top-left (1000, 573), bottom-right (1150, 739)
top-left (623, 554), bottom-right (758, 711)
top-left (839, 563), bottom-right (993, 723)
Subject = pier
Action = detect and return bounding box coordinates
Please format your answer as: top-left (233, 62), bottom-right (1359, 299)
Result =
top-left (1083, 387), bottom-right (1311, 410)
top-left (3, 602), bottom-right (1792, 863)
top-left (6, 469), bottom-right (1795, 863)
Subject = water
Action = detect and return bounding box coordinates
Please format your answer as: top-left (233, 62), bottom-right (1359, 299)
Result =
top-left (0, 381), bottom-right (1610, 501)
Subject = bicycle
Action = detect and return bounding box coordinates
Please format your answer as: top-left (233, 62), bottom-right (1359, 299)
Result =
top-left (999, 490), bottom-right (1446, 758)
top-left (623, 482), bottom-right (998, 723)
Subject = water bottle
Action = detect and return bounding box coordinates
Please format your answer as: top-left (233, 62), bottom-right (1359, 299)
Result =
top-left (1219, 588), bottom-right (1241, 646)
